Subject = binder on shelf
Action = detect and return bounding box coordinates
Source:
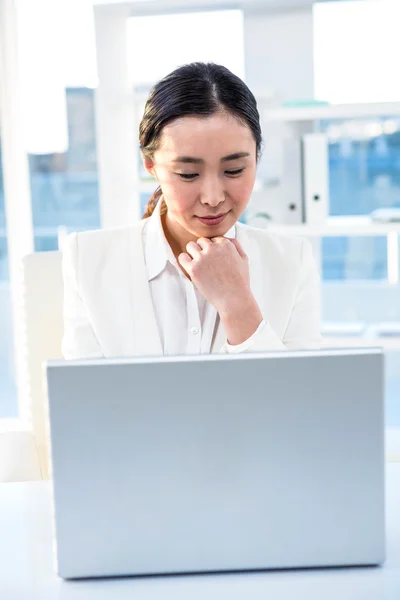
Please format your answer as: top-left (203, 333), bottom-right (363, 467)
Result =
top-left (281, 137), bottom-right (304, 225)
top-left (301, 133), bottom-right (329, 225)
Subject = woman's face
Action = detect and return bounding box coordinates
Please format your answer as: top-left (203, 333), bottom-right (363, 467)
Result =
top-left (142, 113), bottom-right (257, 243)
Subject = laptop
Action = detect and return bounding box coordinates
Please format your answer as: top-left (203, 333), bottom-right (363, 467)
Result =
top-left (45, 348), bottom-right (385, 579)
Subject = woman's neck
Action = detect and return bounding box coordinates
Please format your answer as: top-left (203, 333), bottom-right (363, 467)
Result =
top-left (161, 210), bottom-right (198, 263)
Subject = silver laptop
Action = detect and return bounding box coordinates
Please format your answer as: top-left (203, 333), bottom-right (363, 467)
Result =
top-left (45, 348), bottom-right (385, 579)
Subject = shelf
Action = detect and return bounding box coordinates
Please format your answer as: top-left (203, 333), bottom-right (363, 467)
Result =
top-left (322, 336), bottom-right (400, 351)
top-left (322, 320), bottom-right (400, 350)
top-left (264, 101), bottom-right (400, 123)
top-left (266, 216), bottom-right (400, 237)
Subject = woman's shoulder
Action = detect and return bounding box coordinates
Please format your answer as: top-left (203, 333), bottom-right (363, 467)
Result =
top-left (67, 221), bottom-right (144, 246)
top-left (237, 222), bottom-right (316, 283)
top-left (64, 221), bottom-right (144, 251)
top-left (237, 221), bottom-right (307, 261)
top-left (62, 221), bottom-right (145, 272)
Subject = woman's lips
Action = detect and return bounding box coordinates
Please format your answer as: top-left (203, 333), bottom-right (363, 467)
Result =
top-left (196, 213), bottom-right (228, 226)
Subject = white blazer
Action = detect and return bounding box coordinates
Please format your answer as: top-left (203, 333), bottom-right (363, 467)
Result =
top-left (62, 220), bottom-right (322, 359)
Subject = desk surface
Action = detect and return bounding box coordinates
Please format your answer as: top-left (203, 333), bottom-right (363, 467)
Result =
top-left (1, 465), bottom-right (399, 600)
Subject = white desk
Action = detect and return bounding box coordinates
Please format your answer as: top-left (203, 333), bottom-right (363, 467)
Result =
top-left (1, 465), bottom-right (399, 600)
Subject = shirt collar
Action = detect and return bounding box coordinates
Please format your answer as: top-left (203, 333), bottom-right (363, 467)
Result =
top-left (144, 195), bottom-right (236, 282)
top-left (144, 196), bottom-right (173, 282)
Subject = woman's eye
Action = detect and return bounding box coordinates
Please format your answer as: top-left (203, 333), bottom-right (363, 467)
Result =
top-left (178, 173), bottom-right (198, 180)
top-left (226, 168), bottom-right (245, 176)
top-left (177, 168), bottom-right (245, 180)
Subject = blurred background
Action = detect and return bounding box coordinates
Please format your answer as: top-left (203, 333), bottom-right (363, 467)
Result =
top-left (1, 0), bottom-right (399, 426)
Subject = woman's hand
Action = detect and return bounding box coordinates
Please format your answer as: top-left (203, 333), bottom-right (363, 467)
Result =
top-left (178, 237), bottom-right (263, 345)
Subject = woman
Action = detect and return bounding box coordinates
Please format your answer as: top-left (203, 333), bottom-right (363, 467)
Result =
top-left (62, 62), bottom-right (321, 360)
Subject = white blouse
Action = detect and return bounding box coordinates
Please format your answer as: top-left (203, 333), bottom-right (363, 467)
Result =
top-left (142, 199), bottom-right (266, 356)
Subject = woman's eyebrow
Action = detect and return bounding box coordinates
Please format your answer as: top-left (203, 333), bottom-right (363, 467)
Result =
top-left (173, 156), bottom-right (203, 164)
top-left (221, 152), bottom-right (250, 162)
top-left (172, 152), bottom-right (250, 165)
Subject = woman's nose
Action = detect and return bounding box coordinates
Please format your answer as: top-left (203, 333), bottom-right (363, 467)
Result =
top-left (200, 179), bottom-right (225, 207)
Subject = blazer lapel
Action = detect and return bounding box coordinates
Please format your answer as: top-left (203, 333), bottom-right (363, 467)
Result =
top-left (211, 315), bottom-right (226, 353)
top-left (237, 224), bottom-right (265, 312)
top-left (129, 223), bottom-right (163, 357)
top-left (211, 224), bottom-right (265, 353)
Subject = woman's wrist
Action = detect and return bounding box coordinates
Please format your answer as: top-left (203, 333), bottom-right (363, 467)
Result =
top-left (218, 295), bottom-right (263, 346)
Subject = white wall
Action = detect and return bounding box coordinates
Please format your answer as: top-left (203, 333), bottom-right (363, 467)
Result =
top-left (243, 7), bottom-right (314, 100)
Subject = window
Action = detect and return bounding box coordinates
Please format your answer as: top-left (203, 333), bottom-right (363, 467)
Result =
top-left (314, 0), bottom-right (400, 105)
top-left (314, 0), bottom-right (400, 428)
top-left (314, 0), bottom-right (400, 283)
top-left (29, 87), bottom-right (100, 250)
top-left (0, 135), bottom-right (18, 417)
top-left (320, 116), bottom-right (400, 281)
top-left (15, 0), bottom-right (100, 246)
top-left (0, 2), bottom-right (100, 418)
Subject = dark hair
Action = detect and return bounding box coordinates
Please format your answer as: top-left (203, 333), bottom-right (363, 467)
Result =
top-left (140, 62), bottom-right (262, 219)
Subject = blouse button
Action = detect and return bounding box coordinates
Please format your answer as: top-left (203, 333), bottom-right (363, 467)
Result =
top-left (191, 327), bottom-right (199, 335)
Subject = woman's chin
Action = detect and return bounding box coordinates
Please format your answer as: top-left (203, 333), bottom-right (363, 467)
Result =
top-left (192, 213), bottom-right (235, 237)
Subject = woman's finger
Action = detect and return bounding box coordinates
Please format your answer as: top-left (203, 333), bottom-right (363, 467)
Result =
top-left (210, 236), bottom-right (230, 244)
top-left (196, 237), bottom-right (213, 251)
top-left (178, 252), bottom-right (193, 268)
top-left (185, 241), bottom-right (202, 259)
top-left (226, 238), bottom-right (248, 259)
